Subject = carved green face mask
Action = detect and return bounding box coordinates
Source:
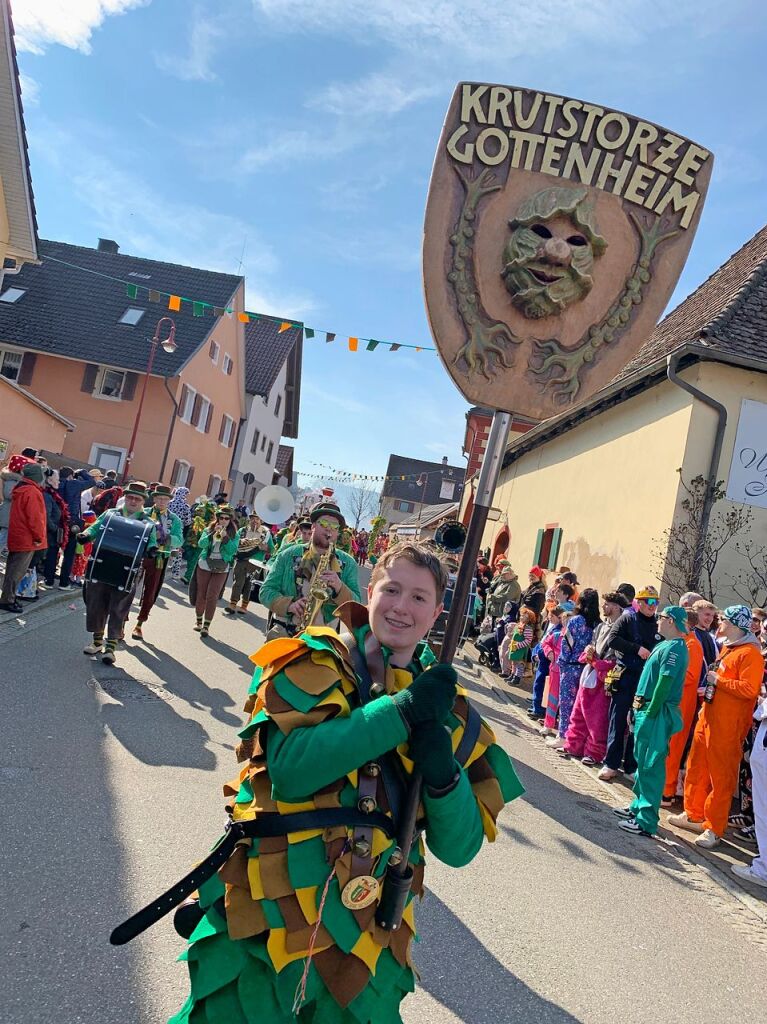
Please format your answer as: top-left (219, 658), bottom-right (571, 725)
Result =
top-left (501, 186), bottom-right (607, 320)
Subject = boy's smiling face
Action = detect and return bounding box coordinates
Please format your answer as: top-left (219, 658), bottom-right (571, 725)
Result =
top-left (368, 558), bottom-right (444, 661)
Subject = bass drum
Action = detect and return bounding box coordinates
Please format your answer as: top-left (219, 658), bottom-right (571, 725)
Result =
top-left (86, 511), bottom-right (154, 592)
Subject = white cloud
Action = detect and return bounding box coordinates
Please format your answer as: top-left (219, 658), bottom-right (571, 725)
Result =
top-left (308, 72), bottom-right (438, 118)
top-left (155, 9), bottom-right (223, 82)
top-left (19, 72), bottom-right (40, 106)
top-left (12, 0), bottom-right (148, 55)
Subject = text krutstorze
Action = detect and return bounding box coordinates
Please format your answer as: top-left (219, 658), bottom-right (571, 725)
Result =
top-left (447, 85), bottom-right (710, 229)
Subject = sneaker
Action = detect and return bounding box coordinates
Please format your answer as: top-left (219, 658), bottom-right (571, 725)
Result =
top-left (0, 601), bottom-right (22, 613)
top-left (612, 805), bottom-right (634, 819)
top-left (236, 606), bottom-right (248, 615)
top-left (193, 620), bottom-right (203, 632)
top-left (624, 772), bottom-right (636, 783)
top-left (58, 583), bottom-right (73, 591)
top-left (667, 811), bottom-right (704, 834)
top-left (101, 648), bottom-right (116, 665)
top-left (598, 766), bottom-right (620, 781)
top-left (538, 726), bottom-right (556, 737)
top-left (131, 625), bottom-right (143, 641)
top-left (660, 796), bottom-right (675, 808)
top-left (83, 642), bottom-right (103, 655)
top-left (694, 829), bottom-right (720, 849)
top-left (545, 736), bottom-right (566, 750)
top-left (223, 606), bottom-right (236, 616)
top-left (200, 626), bottom-right (209, 638)
top-left (581, 756), bottom-right (598, 767)
top-left (731, 863), bottom-right (767, 889)
top-left (739, 825), bottom-right (758, 844)
top-left (618, 817), bottom-right (652, 836)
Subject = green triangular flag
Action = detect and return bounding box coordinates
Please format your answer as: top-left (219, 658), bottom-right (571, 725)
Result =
top-left (304, 327), bottom-right (315, 339)
top-left (125, 283), bottom-right (138, 299)
top-left (366, 339), bottom-right (379, 351)
top-left (192, 301), bottom-right (205, 317)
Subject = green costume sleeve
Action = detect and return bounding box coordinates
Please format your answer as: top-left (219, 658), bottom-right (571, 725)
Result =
top-left (267, 696), bottom-right (409, 800)
top-left (645, 644), bottom-right (686, 717)
top-left (422, 770), bottom-right (485, 867)
top-left (259, 543), bottom-right (297, 616)
top-left (169, 511), bottom-right (184, 550)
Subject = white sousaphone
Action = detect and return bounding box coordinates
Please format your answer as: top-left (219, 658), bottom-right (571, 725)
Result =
top-left (254, 485), bottom-right (296, 526)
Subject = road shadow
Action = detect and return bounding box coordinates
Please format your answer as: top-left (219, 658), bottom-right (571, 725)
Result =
top-left (95, 667), bottom-right (217, 770)
top-left (415, 889), bottom-right (584, 1023)
top-left (128, 644), bottom-right (241, 727)
top-left (202, 634), bottom-right (258, 675)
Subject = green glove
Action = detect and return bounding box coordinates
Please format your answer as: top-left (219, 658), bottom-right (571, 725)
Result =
top-left (408, 722), bottom-right (456, 790)
top-left (392, 663), bottom-right (457, 728)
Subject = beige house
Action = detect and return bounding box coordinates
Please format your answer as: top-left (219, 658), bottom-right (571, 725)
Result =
top-left (466, 223), bottom-right (767, 606)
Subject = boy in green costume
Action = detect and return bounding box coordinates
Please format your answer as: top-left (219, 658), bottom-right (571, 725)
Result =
top-left (615, 605), bottom-right (689, 837)
top-left (165, 541), bottom-right (523, 1023)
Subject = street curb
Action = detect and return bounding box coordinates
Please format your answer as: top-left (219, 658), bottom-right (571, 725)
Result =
top-left (0, 583), bottom-right (79, 637)
top-left (462, 645), bottom-right (767, 927)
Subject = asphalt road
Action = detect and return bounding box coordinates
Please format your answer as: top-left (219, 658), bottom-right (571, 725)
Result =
top-left (1, 577), bottom-right (764, 1024)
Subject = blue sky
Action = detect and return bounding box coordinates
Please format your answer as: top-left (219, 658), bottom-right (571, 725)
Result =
top-left (13, 0), bottom-right (767, 497)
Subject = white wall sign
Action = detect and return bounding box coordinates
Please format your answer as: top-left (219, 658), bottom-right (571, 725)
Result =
top-left (439, 480), bottom-right (455, 500)
top-left (726, 399), bottom-right (767, 508)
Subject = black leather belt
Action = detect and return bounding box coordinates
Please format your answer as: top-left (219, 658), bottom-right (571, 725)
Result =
top-left (110, 808), bottom-right (396, 945)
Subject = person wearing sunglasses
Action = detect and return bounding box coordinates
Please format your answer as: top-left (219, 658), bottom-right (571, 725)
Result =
top-left (599, 585), bottom-right (661, 781)
top-left (191, 505), bottom-right (243, 637)
top-left (260, 501), bottom-right (361, 636)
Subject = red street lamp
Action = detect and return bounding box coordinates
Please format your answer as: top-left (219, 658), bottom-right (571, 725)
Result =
top-left (121, 317), bottom-right (177, 483)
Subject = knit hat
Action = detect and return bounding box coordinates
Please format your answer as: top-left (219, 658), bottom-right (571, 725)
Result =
top-left (21, 462), bottom-right (44, 482)
top-left (635, 585), bottom-right (659, 602)
top-left (529, 566), bottom-right (545, 579)
top-left (124, 481), bottom-right (148, 498)
top-left (722, 604), bottom-right (752, 632)
top-left (659, 605), bottom-right (689, 633)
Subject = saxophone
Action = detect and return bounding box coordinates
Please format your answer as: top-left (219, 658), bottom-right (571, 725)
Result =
top-left (298, 546), bottom-right (335, 631)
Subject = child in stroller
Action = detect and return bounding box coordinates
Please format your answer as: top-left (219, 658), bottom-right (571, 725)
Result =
top-left (476, 600), bottom-right (519, 671)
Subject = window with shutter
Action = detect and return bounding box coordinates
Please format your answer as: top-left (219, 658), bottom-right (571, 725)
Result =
top-left (191, 394), bottom-right (202, 427)
top-left (122, 372), bottom-right (138, 401)
top-left (171, 459), bottom-right (181, 484)
top-left (81, 362), bottom-right (99, 393)
top-left (228, 419), bottom-right (236, 448)
top-left (186, 466), bottom-right (195, 490)
top-left (250, 429), bottom-right (260, 454)
top-left (18, 352), bottom-right (36, 386)
top-left (266, 441), bottom-right (274, 462)
top-left (207, 475), bottom-right (214, 495)
top-left (205, 403), bottom-right (214, 433)
top-left (274, 394), bottom-right (282, 417)
top-left (218, 415), bottom-right (226, 443)
top-left (178, 384), bottom-right (190, 419)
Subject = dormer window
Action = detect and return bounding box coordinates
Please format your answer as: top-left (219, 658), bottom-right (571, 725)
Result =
top-left (119, 307), bottom-right (145, 325)
top-left (0, 286), bottom-right (26, 303)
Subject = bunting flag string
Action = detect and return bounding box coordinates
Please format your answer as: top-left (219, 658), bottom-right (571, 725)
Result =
top-left (293, 460), bottom-right (457, 484)
top-left (42, 254), bottom-right (437, 355)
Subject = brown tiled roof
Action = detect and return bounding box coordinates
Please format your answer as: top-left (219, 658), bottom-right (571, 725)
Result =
top-left (244, 318), bottom-right (302, 398)
top-left (618, 223), bottom-right (767, 378)
top-left (275, 444), bottom-right (293, 475)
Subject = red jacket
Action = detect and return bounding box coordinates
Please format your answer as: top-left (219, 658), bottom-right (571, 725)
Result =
top-left (8, 479), bottom-right (47, 552)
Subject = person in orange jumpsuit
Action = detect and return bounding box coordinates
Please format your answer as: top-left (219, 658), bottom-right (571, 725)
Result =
top-left (669, 604), bottom-right (763, 849)
top-left (662, 609), bottom-right (705, 804)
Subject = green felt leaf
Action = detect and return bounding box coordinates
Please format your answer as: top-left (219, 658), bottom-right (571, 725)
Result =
top-left (273, 671), bottom-right (326, 714)
top-left (485, 742), bottom-right (525, 801)
top-left (204, 981), bottom-right (248, 1023)
top-left (247, 666), bottom-right (263, 697)
top-left (188, 933), bottom-right (248, 1000)
top-left (234, 776), bottom-right (254, 805)
top-left (259, 897), bottom-right (285, 930)
top-left (286, 835), bottom-right (330, 888)
top-left (316, 882), bottom-right (361, 953)
top-left (237, 710), bottom-right (268, 740)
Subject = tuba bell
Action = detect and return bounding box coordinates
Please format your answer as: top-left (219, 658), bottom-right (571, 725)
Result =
top-left (433, 519), bottom-right (466, 554)
top-left (254, 485), bottom-right (296, 525)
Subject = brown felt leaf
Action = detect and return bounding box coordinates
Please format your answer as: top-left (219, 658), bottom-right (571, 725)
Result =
top-left (225, 883), bottom-right (268, 940)
top-left (314, 946), bottom-right (370, 1008)
top-left (219, 846), bottom-right (249, 888)
top-left (259, 851), bottom-right (293, 899)
top-left (472, 777), bottom-right (505, 821)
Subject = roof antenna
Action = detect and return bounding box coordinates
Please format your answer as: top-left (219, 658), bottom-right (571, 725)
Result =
top-left (236, 236), bottom-right (247, 276)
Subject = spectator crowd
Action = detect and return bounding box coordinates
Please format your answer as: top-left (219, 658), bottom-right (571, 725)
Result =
top-left (473, 556), bottom-right (767, 890)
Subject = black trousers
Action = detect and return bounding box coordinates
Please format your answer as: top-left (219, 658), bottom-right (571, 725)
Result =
top-left (605, 673), bottom-right (639, 773)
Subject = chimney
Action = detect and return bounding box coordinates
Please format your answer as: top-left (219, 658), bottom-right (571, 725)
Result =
top-left (97, 238), bottom-right (119, 253)
top-left (441, 456), bottom-right (448, 465)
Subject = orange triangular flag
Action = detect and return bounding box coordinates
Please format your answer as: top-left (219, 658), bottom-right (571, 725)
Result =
top-left (238, 313), bottom-right (250, 323)
top-left (348, 337), bottom-right (359, 352)
top-left (168, 295), bottom-right (181, 311)
top-left (278, 321), bottom-right (292, 333)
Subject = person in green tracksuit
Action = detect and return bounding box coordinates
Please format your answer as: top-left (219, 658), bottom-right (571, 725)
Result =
top-left (260, 502), bottom-right (360, 636)
top-left (614, 605), bottom-right (689, 837)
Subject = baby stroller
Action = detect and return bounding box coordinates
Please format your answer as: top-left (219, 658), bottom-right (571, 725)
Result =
top-left (476, 615), bottom-right (501, 670)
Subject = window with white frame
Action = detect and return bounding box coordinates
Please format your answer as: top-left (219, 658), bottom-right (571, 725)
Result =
top-left (196, 397), bottom-right (211, 432)
top-left (0, 286), bottom-right (26, 303)
top-left (0, 348), bottom-right (23, 381)
top-left (220, 414), bottom-right (236, 447)
top-left (96, 367), bottom-right (127, 399)
top-left (209, 475), bottom-right (222, 495)
top-left (250, 429), bottom-right (261, 454)
top-left (118, 307), bottom-right (145, 325)
top-left (180, 385), bottom-right (197, 422)
top-left (210, 341), bottom-right (220, 365)
top-left (222, 354), bottom-right (233, 375)
top-left (173, 460), bottom-right (192, 487)
top-left (274, 393), bottom-right (282, 417)
top-left (89, 443), bottom-right (125, 473)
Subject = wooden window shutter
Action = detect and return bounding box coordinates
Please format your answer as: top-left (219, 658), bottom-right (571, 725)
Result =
top-left (81, 362), bottom-right (99, 393)
top-left (549, 528), bottom-right (563, 570)
top-left (218, 415), bottom-right (226, 443)
top-left (532, 528), bottom-right (544, 567)
top-left (207, 474), bottom-right (214, 495)
top-left (122, 372), bottom-right (138, 401)
top-left (18, 352), bottom-right (36, 386)
top-left (171, 459), bottom-right (180, 485)
top-left (191, 394), bottom-right (202, 427)
top-left (209, 339), bottom-right (216, 357)
top-left (205, 403), bottom-right (214, 433)
top-left (186, 466), bottom-right (194, 489)
top-left (178, 384), bottom-right (190, 418)
top-left (228, 420), bottom-right (236, 448)
top-left (226, 358), bottom-right (233, 376)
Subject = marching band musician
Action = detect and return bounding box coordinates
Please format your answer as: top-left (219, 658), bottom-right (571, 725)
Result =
top-left (79, 481), bottom-right (157, 665)
top-left (161, 541), bottom-right (523, 1023)
top-left (260, 501), bottom-right (361, 635)
top-left (131, 483), bottom-right (184, 642)
top-left (223, 510), bottom-right (274, 616)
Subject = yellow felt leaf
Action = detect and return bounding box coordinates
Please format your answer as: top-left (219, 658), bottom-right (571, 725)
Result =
top-left (295, 886), bottom-right (319, 925)
top-left (287, 828), bottom-right (324, 844)
top-left (247, 856), bottom-right (264, 900)
top-left (268, 927), bottom-right (330, 972)
top-left (478, 801), bottom-right (498, 842)
top-left (275, 798), bottom-right (315, 814)
top-left (350, 929), bottom-right (383, 974)
top-left (402, 898), bottom-right (417, 932)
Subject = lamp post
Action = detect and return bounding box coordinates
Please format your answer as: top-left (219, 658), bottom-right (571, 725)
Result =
top-left (121, 317), bottom-right (177, 483)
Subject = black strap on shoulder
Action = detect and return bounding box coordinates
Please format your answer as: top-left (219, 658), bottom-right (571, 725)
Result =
top-left (109, 808), bottom-right (396, 946)
top-left (455, 702), bottom-right (482, 766)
